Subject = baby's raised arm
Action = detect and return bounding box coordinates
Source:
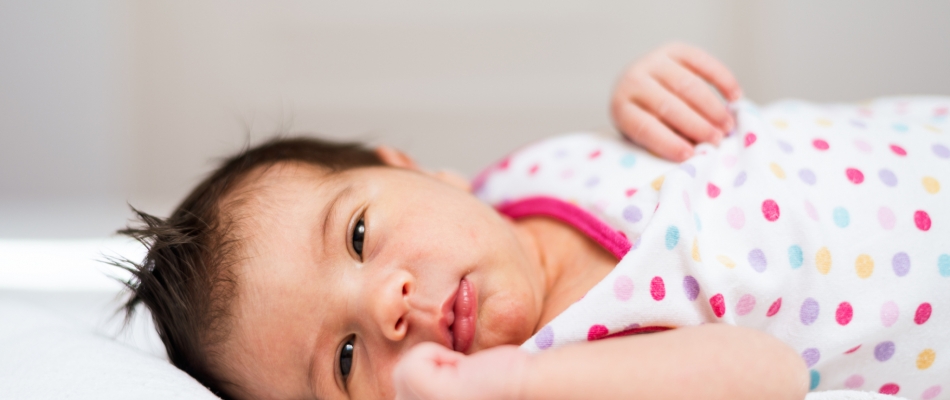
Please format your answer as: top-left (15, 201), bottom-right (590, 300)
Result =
top-left (611, 42), bottom-right (742, 162)
top-left (393, 324), bottom-right (808, 400)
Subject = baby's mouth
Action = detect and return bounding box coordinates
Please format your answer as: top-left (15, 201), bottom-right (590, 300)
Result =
top-left (449, 278), bottom-right (477, 354)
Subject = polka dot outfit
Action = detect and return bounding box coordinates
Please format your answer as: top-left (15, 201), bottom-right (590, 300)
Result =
top-left (474, 98), bottom-right (950, 398)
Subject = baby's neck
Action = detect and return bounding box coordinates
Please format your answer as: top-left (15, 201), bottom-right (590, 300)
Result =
top-left (513, 216), bottom-right (618, 332)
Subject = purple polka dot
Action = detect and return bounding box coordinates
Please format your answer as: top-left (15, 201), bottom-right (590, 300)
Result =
top-left (802, 348), bottom-right (821, 368)
top-left (748, 249), bottom-right (767, 272)
top-left (585, 176), bottom-right (600, 187)
top-left (800, 298), bottom-right (819, 325)
top-left (622, 205), bottom-right (643, 223)
top-left (734, 171), bottom-right (747, 187)
top-left (934, 143), bottom-right (950, 159)
top-left (853, 139), bottom-right (872, 153)
top-left (892, 252), bottom-right (910, 277)
top-left (683, 276), bottom-right (700, 301)
top-left (613, 275), bottom-right (634, 301)
top-left (878, 169), bottom-right (898, 187)
top-left (535, 326), bottom-right (554, 349)
top-left (680, 164), bottom-right (697, 178)
top-left (874, 341), bottom-right (895, 362)
top-left (798, 169), bottom-right (817, 185)
top-left (777, 140), bottom-right (793, 153)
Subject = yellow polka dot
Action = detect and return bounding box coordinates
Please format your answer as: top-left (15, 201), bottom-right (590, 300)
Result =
top-left (917, 349), bottom-right (936, 370)
top-left (692, 238), bottom-right (702, 262)
top-left (770, 163), bottom-right (786, 179)
top-left (815, 247), bottom-right (832, 275)
top-left (772, 119), bottom-right (788, 129)
top-left (855, 254), bottom-right (874, 279)
top-left (816, 118), bottom-right (833, 127)
top-left (716, 255), bottom-right (735, 269)
top-left (923, 176), bottom-right (940, 194)
top-left (925, 124), bottom-right (942, 133)
top-left (651, 176), bottom-right (665, 191)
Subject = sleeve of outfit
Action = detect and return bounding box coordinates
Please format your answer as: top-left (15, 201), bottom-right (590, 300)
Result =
top-left (474, 98), bottom-right (950, 398)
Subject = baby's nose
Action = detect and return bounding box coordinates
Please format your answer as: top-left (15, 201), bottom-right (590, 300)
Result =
top-left (372, 271), bottom-right (412, 342)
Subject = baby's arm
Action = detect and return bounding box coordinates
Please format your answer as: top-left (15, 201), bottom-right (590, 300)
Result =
top-left (393, 324), bottom-right (808, 400)
top-left (611, 42), bottom-right (742, 162)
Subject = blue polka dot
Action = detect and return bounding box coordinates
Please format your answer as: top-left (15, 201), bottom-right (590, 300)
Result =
top-left (694, 213), bottom-right (702, 231)
top-left (833, 207), bottom-right (850, 228)
top-left (788, 245), bottom-right (804, 269)
top-left (665, 226), bottom-right (680, 250)
top-left (892, 123), bottom-right (909, 132)
top-left (620, 154), bottom-right (636, 168)
top-left (939, 254), bottom-right (950, 277)
top-left (809, 370), bottom-right (821, 390)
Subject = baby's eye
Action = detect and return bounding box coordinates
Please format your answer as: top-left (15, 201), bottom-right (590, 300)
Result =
top-left (339, 338), bottom-right (354, 382)
top-left (352, 218), bottom-right (365, 258)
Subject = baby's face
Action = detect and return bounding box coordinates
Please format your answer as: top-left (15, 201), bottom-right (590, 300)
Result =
top-left (218, 162), bottom-right (545, 399)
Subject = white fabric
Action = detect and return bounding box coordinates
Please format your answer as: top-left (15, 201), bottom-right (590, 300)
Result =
top-left (477, 98), bottom-right (950, 398)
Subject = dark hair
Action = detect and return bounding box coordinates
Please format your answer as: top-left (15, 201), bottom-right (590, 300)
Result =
top-left (112, 136), bottom-right (385, 397)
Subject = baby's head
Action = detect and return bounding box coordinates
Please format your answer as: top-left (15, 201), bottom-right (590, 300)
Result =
top-left (119, 137), bottom-right (546, 399)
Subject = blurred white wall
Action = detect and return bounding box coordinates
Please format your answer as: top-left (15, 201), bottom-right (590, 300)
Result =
top-left (1, 0), bottom-right (949, 237)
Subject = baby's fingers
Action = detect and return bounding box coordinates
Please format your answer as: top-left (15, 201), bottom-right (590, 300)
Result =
top-left (665, 43), bottom-right (742, 102)
top-left (633, 77), bottom-right (725, 146)
top-left (611, 100), bottom-right (694, 162)
top-left (653, 57), bottom-right (735, 134)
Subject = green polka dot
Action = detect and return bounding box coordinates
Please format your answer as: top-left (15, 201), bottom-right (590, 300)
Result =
top-left (665, 226), bottom-right (680, 250)
top-left (620, 154), bottom-right (637, 168)
top-left (788, 245), bottom-right (804, 269)
top-left (833, 207), bottom-right (850, 228)
top-left (939, 254), bottom-right (950, 277)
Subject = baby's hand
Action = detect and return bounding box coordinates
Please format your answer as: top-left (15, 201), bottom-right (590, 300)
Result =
top-left (392, 342), bottom-right (529, 400)
top-left (611, 42), bottom-right (743, 162)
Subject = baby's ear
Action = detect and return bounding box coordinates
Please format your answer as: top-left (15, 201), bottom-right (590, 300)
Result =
top-left (375, 145), bottom-right (420, 170)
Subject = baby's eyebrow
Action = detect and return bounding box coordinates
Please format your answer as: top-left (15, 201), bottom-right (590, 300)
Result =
top-left (321, 185), bottom-right (353, 253)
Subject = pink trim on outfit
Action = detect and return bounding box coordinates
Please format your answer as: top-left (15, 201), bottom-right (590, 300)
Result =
top-left (495, 196), bottom-right (632, 260)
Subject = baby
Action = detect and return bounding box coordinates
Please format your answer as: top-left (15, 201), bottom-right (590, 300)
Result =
top-left (117, 43), bottom-right (949, 399)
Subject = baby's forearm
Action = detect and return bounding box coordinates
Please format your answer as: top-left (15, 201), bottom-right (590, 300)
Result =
top-left (518, 324), bottom-right (808, 400)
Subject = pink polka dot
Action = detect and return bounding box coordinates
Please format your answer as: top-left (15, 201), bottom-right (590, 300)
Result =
top-left (844, 374), bottom-right (865, 389)
top-left (836, 302), bottom-right (854, 325)
top-left (889, 144), bottom-right (907, 156)
top-left (915, 210), bottom-right (932, 231)
top-left (878, 207), bottom-right (896, 230)
top-left (804, 200), bottom-right (819, 221)
top-left (528, 164), bottom-right (540, 175)
top-left (845, 168), bottom-right (864, 184)
top-left (915, 302), bottom-right (932, 325)
top-left (844, 344), bottom-right (862, 354)
top-left (735, 294), bottom-right (756, 316)
top-left (762, 199), bottom-right (780, 221)
top-left (853, 139), bottom-right (873, 153)
top-left (766, 297), bottom-right (782, 317)
top-left (710, 293), bottom-right (726, 318)
top-left (879, 383), bottom-right (900, 395)
top-left (650, 276), bottom-right (665, 301)
top-left (922, 385), bottom-right (943, 400)
top-left (881, 301), bottom-right (899, 327)
top-left (727, 207), bottom-right (745, 229)
top-left (813, 139), bottom-right (830, 151)
top-left (744, 132), bottom-right (757, 147)
top-left (613, 275), bottom-right (634, 301)
top-left (587, 324), bottom-right (608, 341)
top-left (721, 155), bottom-right (737, 167)
top-left (707, 182), bottom-right (721, 198)
top-left (682, 191), bottom-right (691, 211)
